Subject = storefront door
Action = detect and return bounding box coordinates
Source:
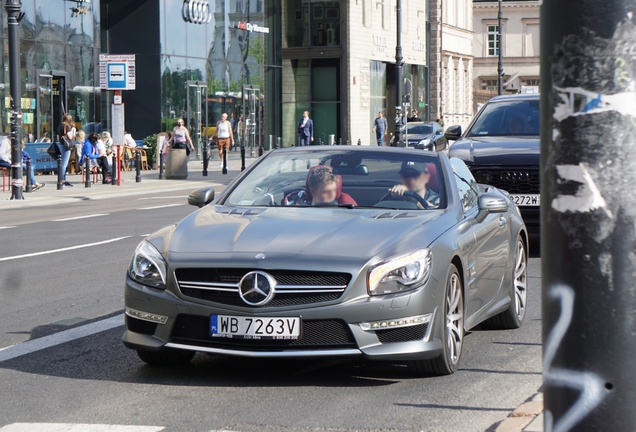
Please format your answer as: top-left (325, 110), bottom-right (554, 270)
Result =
top-left (242, 85), bottom-right (262, 155)
top-left (186, 81), bottom-right (208, 159)
top-left (36, 71), bottom-right (67, 141)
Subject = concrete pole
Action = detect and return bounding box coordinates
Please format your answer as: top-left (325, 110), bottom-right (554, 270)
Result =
top-left (541, 0), bottom-right (636, 430)
top-left (5, 0), bottom-right (23, 200)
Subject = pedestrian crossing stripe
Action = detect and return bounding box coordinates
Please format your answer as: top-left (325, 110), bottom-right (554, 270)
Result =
top-left (0, 425), bottom-right (237, 432)
top-left (0, 425), bottom-right (165, 432)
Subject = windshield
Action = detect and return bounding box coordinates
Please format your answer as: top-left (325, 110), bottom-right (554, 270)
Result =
top-left (467, 99), bottom-right (540, 137)
top-left (224, 150), bottom-right (446, 211)
top-left (407, 124), bottom-right (433, 135)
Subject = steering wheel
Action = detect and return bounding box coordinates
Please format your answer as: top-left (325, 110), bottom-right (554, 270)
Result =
top-left (380, 191), bottom-right (432, 209)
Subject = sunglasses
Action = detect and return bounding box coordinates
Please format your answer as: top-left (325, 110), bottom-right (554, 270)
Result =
top-left (177, 122), bottom-right (183, 125)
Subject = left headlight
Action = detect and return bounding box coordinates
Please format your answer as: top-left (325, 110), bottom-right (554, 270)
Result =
top-left (129, 241), bottom-right (167, 289)
top-left (367, 249), bottom-right (432, 296)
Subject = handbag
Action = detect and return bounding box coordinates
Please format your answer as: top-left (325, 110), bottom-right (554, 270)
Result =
top-left (59, 125), bottom-right (72, 150)
top-left (47, 142), bottom-right (61, 160)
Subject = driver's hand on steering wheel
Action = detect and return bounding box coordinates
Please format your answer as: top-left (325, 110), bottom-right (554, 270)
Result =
top-left (389, 185), bottom-right (409, 198)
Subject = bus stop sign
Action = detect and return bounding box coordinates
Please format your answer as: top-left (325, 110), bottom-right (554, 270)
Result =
top-left (99, 54), bottom-right (136, 90)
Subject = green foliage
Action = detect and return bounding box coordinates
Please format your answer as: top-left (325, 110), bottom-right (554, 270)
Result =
top-left (143, 134), bottom-right (158, 164)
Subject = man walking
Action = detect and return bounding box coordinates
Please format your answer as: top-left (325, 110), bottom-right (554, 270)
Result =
top-left (373, 111), bottom-right (388, 146)
top-left (436, 114), bottom-right (444, 128)
top-left (297, 111), bottom-right (314, 146)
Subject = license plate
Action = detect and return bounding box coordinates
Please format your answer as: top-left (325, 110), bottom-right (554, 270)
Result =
top-left (510, 194), bottom-right (540, 206)
top-left (210, 315), bottom-right (301, 340)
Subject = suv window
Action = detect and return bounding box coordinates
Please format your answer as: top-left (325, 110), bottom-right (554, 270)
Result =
top-left (450, 158), bottom-right (479, 213)
top-left (467, 98), bottom-right (540, 137)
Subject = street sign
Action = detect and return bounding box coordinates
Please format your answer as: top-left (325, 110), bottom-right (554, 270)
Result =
top-left (99, 54), bottom-right (136, 90)
top-left (111, 103), bottom-right (125, 146)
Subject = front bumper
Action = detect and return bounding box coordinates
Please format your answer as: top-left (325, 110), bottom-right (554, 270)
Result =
top-left (122, 275), bottom-right (444, 361)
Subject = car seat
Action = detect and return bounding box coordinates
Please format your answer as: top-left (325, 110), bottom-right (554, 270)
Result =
top-left (426, 163), bottom-right (439, 193)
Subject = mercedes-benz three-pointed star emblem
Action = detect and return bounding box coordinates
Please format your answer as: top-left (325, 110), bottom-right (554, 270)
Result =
top-left (238, 271), bottom-right (277, 306)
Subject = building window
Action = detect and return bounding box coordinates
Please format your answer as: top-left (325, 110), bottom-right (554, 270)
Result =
top-left (480, 79), bottom-right (498, 92)
top-left (380, 0), bottom-right (388, 29)
top-left (362, 0), bottom-right (367, 26)
top-left (521, 78), bottom-right (540, 86)
top-left (487, 25), bottom-right (500, 57)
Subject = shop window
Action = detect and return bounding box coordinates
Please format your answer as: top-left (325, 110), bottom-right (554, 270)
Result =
top-left (311, 1), bottom-right (340, 47)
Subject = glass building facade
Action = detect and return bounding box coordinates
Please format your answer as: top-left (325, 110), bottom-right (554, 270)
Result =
top-left (0, 0), bottom-right (101, 140)
top-left (1, 0), bottom-right (429, 151)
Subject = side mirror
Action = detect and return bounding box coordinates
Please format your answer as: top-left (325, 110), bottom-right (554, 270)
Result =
top-left (475, 193), bottom-right (508, 223)
top-left (188, 187), bottom-right (216, 208)
top-left (444, 125), bottom-right (462, 141)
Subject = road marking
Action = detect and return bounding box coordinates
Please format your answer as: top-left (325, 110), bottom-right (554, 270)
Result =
top-left (0, 226), bottom-right (16, 230)
top-left (137, 204), bottom-right (185, 210)
top-left (52, 214), bottom-right (109, 222)
top-left (137, 195), bottom-right (187, 200)
top-left (0, 424), bottom-right (164, 432)
top-left (0, 314), bottom-right (124, 363)
top-left (0, 236), bottom-right (131, 263)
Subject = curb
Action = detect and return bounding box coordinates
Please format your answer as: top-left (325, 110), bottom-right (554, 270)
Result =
top-left (494, 393), bottom-right (543, 432)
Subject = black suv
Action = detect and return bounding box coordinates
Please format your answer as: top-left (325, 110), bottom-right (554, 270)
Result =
top-left (447, 94), bottom-right (540, 234)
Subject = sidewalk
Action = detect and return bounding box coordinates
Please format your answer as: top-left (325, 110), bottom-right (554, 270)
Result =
top-left (0, 155), bottom-right (257, 209)
top-left (493, 392), bottom-right (544, 432)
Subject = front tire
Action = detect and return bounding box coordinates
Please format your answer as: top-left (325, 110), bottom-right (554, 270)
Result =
top-left (482, 236), bottom-right (528, 329)
top-left (136, 349), bottom-right (195, 366)
top-left (409, 264), bottom-right (464, 376)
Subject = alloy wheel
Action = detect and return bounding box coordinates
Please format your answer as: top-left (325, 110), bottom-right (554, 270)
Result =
top-left (446, 272), bottom-right (464, 365)
top-left (513, 240), bottom-right (528, 321)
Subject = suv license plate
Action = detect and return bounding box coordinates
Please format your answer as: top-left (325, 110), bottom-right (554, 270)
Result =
top-left (510, 194), bottom-right (540, 206)
top-left (210, 315), bottom-right (301, 340)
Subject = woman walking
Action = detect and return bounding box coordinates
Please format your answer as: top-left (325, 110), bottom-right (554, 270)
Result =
top-left (168, 118), bottom-right (194, 154)
top-left (56, 114), bottom-right (75, 187)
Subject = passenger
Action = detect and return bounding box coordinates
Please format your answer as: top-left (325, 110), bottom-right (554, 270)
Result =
top-left (389, 161), bottom-right (440, 208)
top-left (284, 166), bottom-right (357, 206)
top-left (81, 132), bottom-right (112, 184)
top-left (307, 166), bottom-right (338, 205)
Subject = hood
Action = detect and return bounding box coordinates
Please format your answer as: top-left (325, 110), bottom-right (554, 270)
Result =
top-left (167, 206), bottom-right (452, 260)
top-left (449, 136), bottom-right (540, 166)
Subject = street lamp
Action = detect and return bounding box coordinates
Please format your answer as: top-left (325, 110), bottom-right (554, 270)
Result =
top-left (497, 0), bottom-right (503, 95)
top-left (394, 0), bottom-right (404, 147)
top-left (5, 0), bottom-right (24, 200)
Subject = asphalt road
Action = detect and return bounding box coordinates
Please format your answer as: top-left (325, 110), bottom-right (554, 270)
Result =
top-left (0, 193), bottom-right (543, 432)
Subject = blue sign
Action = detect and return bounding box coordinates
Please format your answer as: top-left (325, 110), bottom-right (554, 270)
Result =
top-left (24, 143), bottom-right (60, 172)
top-left (107, 62), bottom-right (127, 89)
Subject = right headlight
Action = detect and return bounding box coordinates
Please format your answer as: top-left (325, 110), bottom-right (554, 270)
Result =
top-left (129, 241), bottom-right (167, 289)
top-left (367, 249), bottom-right (432, 296)
top-left (418, 138), bottom-right (431, 147)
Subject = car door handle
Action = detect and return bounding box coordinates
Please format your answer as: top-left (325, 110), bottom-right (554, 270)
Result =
top-left (499, 216), bottom-right (507, 228)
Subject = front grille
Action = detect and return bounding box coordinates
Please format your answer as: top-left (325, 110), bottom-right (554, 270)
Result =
top-left (126, 315), bottom-right (158, 335)
top-left (376, 323), bottom-right (429, 343)
top-left (175, 268), bottom-right (352, 307)
top-left (180, 287), bottom-right (341, 307)
top-left (170, 314), bottom-right (357, 351)
top-left (472, 167), bottom-right (540, 194)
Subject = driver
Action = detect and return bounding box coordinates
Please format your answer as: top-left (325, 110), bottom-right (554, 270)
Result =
top-left (389, 161), bottom-right (440, 209)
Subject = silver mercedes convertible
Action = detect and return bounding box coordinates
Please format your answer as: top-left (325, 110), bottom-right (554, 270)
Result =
top-left (123, 146), bottom-right (528, 376)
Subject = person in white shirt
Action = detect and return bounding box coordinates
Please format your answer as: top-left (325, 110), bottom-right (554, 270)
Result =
top-left (212, 113), bottom-right (235, 167)
top-left (124, 131), bottom-right (136, 147)
top-left (0, 135), bottom-right (11, 169)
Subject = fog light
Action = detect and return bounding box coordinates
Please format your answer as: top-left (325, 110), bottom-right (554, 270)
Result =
top-left (359, 314), bottom-right (431, 331)
top-left (126, 307), bottom-right (168, 325)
